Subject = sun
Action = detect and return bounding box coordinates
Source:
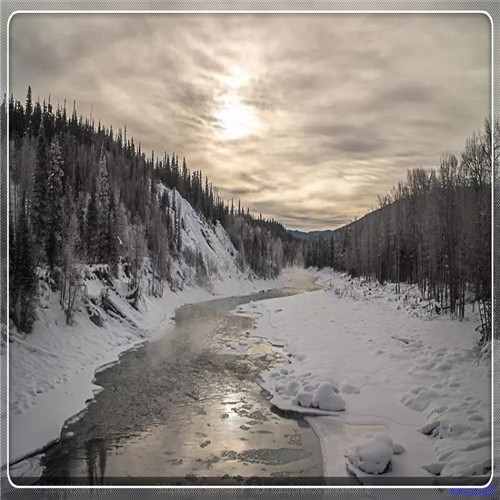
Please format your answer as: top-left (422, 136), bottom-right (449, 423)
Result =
top-left (214, 66), bottom-right (260, 141)
top-left (215, 96), bottom-right (259, 141)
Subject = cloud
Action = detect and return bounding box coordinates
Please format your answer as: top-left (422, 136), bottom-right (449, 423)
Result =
top-left (9, 12), bottom-right (490, 230)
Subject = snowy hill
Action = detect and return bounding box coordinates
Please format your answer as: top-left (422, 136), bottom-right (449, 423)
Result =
top-left (159, 184), bottom-right (245, 289)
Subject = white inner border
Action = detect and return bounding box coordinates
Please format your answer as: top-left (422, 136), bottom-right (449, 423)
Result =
top-left (4, 9), bottom-right (495, 490)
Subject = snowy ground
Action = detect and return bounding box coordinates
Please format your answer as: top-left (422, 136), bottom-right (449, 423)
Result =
top-left (233, 269), bottom-right (492, 483)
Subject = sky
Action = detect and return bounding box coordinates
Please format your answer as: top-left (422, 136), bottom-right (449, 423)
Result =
top-left (10, 13), bottom-right (490, 230)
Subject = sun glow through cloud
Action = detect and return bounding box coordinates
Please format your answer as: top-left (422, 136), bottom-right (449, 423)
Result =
top-left (215, 95), bottom-right (259, 140)
top-left (11, 14), bottom-right (490, 230)
top-left (214, 66), bottom-right (260, 141)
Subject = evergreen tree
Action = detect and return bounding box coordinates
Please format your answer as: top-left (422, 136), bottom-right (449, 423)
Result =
top-left (86, 187), bottom-right (99, 263)
top-left (30, 101), bottom-right (42, 138)
top-left (24, 86), bottom-right (32, 136)
top-left (106, 192), bottom-right (119, 275)
top-left (46, 138), bottom-right (65, 270)
top-left (61, 187), bottom-right (81, 324)
top-left (11, 192), bottom-right (37, 332)
top-left (31, 124), bottom-right (49, 262)
top-left (95, 151), bottom-right (113, 264)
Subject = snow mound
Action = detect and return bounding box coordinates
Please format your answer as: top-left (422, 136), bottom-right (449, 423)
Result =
top-left (311, 382), bottom-right (345, 411)
top-left (294, 381), bottom-right (346, 412)
top-left (346, 433), bottom-right (404, 475)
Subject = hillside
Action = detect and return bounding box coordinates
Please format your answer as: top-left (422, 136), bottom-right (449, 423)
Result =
top-left (5, 183), bottom-right (288, 466)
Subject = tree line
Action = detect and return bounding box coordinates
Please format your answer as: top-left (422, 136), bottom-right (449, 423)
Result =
top-left (6, 87), bottom-right (300, 333)
top-left (307, 120), bottom-right (494, 343)
top-left (304, 236), bottom-right (335, 269)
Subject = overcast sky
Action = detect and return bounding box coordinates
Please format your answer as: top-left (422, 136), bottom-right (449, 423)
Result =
top-left (10, 13), bottom-right (490, 230)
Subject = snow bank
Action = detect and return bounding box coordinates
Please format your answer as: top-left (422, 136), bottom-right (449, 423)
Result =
top-left (237, 269), bottom-right (491, 480)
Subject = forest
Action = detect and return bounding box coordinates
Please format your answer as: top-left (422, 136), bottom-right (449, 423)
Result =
top-left (306, 120), bottom-right (494, 344)
top-left (4, 87), bottom-right (494, 347)
top-left (5, 88), bottom-right (301, 334)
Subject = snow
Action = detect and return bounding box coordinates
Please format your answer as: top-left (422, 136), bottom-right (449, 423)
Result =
top-left (2, 185), bottom-right (292, 468)
top-left (236, 269), bottom-right (492, 481)
top-left (2, 188), bottom-right (494, 489)
top-left (157, 185), bottom-right (245, 290)
top-left (346, 433), bottom-right (398, 475)
top-left (308, 382), bottom-right (346, 411)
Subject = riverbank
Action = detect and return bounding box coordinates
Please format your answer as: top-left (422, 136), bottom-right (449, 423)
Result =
top-left (4, 268), bottom-right (311, 470)
top-left (235, 270), bottom-right (492, 484)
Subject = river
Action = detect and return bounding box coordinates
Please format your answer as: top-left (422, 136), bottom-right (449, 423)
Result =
top-left (22, 284), bottom-right (324, 485)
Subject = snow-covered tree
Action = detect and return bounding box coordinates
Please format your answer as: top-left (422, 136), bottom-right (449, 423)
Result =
top-left (86, 187), bottom-right (99, 263)
top-left (127, 219), bottom-right (146, 308)
top-left (31, 124), bottom-right (49, 262)
top-left (46, 138), bottom-right (64, 270)
top-left (10, 192), bottom-right (37, 332)
top-left (61, 188), bottom-right (82, 324)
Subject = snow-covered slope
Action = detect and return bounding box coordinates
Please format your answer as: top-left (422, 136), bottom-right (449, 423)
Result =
top-left (160, 185), bottom-right (245, 289)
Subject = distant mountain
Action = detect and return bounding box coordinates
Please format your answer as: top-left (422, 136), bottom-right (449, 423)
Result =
top-left (287, 229), bottom-right (336, 240)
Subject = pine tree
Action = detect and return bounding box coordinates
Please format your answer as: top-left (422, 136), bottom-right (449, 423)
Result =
top-left (11, 192), bottom-right (37, 332)
top-left (25, 86), bottom-right (32, 136)
top-left (86, 187), bottom-right (99, 263)
top-left (95, 151), bottom-right (113, 263)
top-left (61, 188), bottom-right (81, 324)
top-left (31, 124), bottom-right (49, 262)
top-left (329, 236), bottom-right (335, 268)
top-left (106, 193), bottom-right (119, 275)
top-left (30, 101), bottom-right (42, 137)
top-left (128, 219), bottom-right (146, 307)
top-left (46, 138), bottom-right (64, 270)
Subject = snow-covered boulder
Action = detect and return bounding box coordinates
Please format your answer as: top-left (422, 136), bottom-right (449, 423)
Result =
top-left (346, 433), bottom-right (405, 476)
top-left (346, 433), bottom-right (395, 474)
top-left (294, 381), bottom-right (346, 411)
top-left (312, 382), bottom-right (345, 411)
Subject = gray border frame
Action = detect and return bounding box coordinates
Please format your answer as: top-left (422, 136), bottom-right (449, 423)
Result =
top-left (0, 2), bottom-right (498, 499)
